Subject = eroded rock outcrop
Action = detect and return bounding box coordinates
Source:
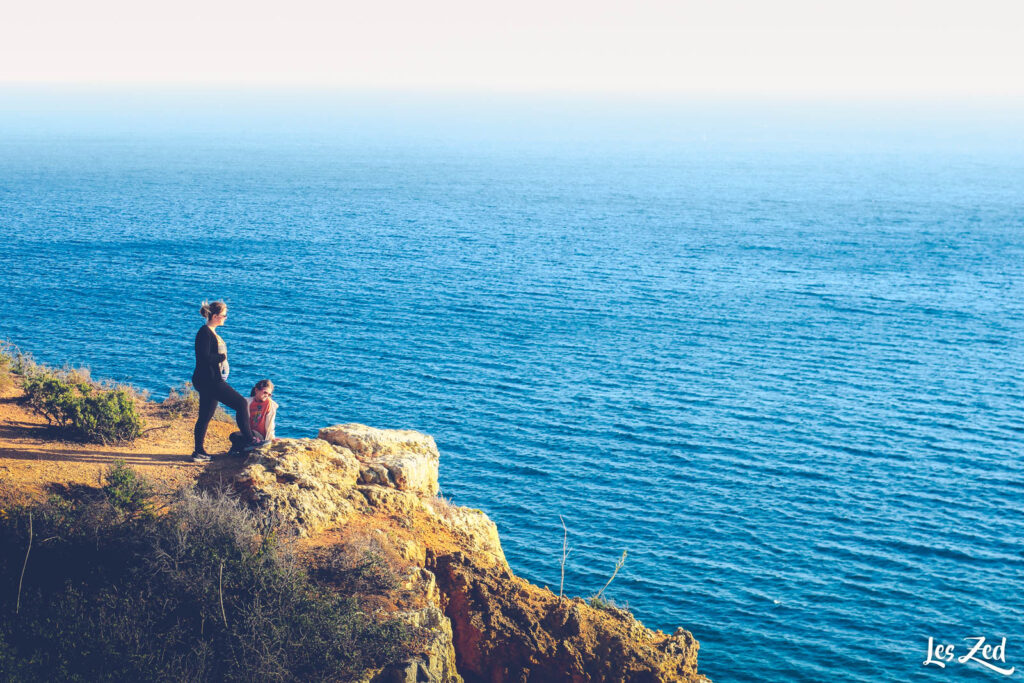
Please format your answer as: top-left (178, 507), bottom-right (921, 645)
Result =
top-left (234, 437), bottom-right (360, 534)
top-left (369, 606), bottom-right (462, 683)
top-left (232, 423), bottom-right (708, 682)
top-left (423, 497), bottom-right (508, 568)
top-left (236, 424), bottom-right (443, 536)
top-left (320, 423), bottom-right (440, 496)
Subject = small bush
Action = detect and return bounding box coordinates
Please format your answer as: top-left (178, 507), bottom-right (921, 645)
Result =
top-left (213, 405), bottom-right (236, 423)
top-left (73, 387), bottom-right (144, 443)
top-left (588, 595), bottom-right (613, 611)
top-left (103, 459), bottom-right (154, 516)
top-left (0, 344), bottom-right (13, 392)
top-left (587, 595), bottom-right (631, 616)
top-left (161, 381), bottom-right (200, 419)
top-left (0, 340), bottom-right (38, 377)
top-left (59, 364), bottom-right (92, 385)
top-left (319, 537), bottom-right (402, 595)
top-left (21, 371), bottom-right (82, 425)
top-left (20, 367), bottom-right (144, 444)
top-left (161, 382), bottom-right (233, 422)
top-left (427, 495), bottom-right (460, 521)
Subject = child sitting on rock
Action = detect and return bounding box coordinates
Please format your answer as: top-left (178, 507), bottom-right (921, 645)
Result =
top-left (229, 379), bottom-right (278, 454)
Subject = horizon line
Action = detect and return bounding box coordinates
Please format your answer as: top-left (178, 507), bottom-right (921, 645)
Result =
top-left (2, 83), bottom-right (1024, 109)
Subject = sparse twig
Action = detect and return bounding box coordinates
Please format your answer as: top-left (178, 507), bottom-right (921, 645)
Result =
top-left (595, 550), bottom-right (627, 601)
top-left (140, 425), bottom-right (171, 435)
top-left (559, 515), bottom-right (570, 604)
top-left (219, 560), bottom-right (227, 626)
top-left (16, 512), bottom-right (33, 614)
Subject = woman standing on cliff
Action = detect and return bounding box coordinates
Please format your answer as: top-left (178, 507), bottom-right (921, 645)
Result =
top-left (191, 300), bottom-right (253, 462)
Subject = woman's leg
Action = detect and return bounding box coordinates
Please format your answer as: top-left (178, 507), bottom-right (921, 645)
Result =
top-left (216, 382), bottom-right (253, 442)
top-left (193, 386), bottom-right (218, 453)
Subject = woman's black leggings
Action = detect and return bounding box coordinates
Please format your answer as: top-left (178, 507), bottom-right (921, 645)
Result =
top-left (193, 381), bottom-right (253, 453)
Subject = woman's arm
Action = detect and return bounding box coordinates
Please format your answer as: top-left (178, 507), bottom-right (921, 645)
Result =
top-left (196, 327), bottom-right (226, 365)
top-left (207, 328), bottom-right (226, 364)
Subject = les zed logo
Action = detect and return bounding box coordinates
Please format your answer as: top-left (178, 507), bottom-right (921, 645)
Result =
top-left (924, 636), bottom-right (1015, 676)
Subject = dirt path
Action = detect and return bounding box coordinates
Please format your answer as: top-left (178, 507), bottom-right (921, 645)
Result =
top-left (0, 382), bottom-right (239, 506)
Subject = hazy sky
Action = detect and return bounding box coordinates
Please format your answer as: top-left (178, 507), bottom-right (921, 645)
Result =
top-left (2, 0), bottom-right (1022, 98)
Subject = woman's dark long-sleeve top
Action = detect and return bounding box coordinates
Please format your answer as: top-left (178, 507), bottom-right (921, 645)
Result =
top-left (192, 325), bottom-right (227, 388)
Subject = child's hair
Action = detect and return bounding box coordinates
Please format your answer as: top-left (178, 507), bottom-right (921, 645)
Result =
top-left (200, 300), bottom-right (227, 320)
top-left (251, 379), bottom-right (274, 397)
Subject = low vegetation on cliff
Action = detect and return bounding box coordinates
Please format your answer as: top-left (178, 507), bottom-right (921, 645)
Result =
top-left (0, 344), bottom-right (143, 444)
top-left (0, 463), bottom-right (424, 681)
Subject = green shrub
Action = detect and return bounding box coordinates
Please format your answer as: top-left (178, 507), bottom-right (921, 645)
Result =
top-left (0, 483), bottom-right (423, 681)
top-left (20, 368), bottom-right (143, 444)
top-left (21, 371), bottom-right (81, 424)
top-left (102, 459), bottom-right (154, 516)
top-left (71, 386), bottom-right (143, 443)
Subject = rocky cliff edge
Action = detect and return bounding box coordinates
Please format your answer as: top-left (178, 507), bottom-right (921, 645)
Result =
top-left (231, 424), bottom-right (709, 683)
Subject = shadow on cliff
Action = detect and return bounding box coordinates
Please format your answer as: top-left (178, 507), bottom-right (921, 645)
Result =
top-left (0, 416), bottom-right (58, 442)
top-left (195, 456), bottom-right (248, 491)
top-left (0, 443), bottom-right (195, 469)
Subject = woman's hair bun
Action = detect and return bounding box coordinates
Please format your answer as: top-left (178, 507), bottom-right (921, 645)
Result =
top-left (200, 300), bottom-right (227, 320)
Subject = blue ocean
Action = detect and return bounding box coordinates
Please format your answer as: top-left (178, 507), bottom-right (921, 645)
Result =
top-left (2, 91), bottom-right (1023, 681)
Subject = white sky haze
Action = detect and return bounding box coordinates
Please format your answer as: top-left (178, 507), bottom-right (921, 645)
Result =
top-left (2, 0), bottom-right (1023, 98)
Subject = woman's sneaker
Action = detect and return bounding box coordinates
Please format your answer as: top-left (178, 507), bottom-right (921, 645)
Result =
top-left (191, 451), bottom-right (212, 463)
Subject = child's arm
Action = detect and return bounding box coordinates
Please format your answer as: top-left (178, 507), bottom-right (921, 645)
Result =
top-left (264, 401), bottom-right (277, 441)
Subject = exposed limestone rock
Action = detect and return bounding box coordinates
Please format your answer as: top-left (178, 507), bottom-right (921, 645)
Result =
top-left (398, 539), bottom-right (427, 565)
top-left (363, 567), bottom-right (460, 683)
top-left (319, 423), bottom-right (439, 458)
top-left (233, 438), bottom-right (359, 536)
top-left (370, 607), bottom-right (462, 683)
top-left (425, 498), bottom-right (507, 568)
top-left (400, 566), bottom-right (441, 607)
top-left (354, 485), bottom-right (427, 517)
top-left (319, 423), bottom-right (440, 496)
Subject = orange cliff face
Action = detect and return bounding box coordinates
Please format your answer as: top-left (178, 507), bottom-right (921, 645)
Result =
top-left (430, 549), bottom-right (706, 682)
top-left (0, 380), bottom-right (709, 682)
